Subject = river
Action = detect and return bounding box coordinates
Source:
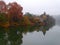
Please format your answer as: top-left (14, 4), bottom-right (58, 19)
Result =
top-left (22, 25), bottom-right (60, 45)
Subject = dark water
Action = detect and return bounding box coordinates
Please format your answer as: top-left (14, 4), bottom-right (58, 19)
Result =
top-left (0, 20), bottom-right (60, 45)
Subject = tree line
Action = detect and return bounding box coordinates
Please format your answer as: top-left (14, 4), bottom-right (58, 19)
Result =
top-left (0, 1), bottom-right (55, 28)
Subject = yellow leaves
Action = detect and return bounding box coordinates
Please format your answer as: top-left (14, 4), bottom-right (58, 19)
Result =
top-left (42, 15), bottom-right (47, 19)
top-left (23, 16), bottom-right (31, 25)
top-left (0, 22), bottom-right (10, 28)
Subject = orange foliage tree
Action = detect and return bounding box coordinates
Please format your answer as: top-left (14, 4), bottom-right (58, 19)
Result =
top-left (7, 2), bottom-right (23, 24)
top-left (0, 1), bottom-right (23, 27)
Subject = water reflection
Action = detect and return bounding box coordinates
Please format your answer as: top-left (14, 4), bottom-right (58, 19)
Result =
top-left (0, 21), bottom-right (55, 45)
top-left (0, 27), bottom-right (23, 45)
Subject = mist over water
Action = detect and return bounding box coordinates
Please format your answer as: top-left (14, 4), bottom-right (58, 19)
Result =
top-left (53, 15), bottom-right (60, 26)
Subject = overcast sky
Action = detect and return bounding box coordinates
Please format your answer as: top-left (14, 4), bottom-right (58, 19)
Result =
top-left (4, 0), bottom-right (60, 15)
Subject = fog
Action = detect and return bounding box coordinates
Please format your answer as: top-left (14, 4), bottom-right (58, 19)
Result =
top-left (3, 0), bottom-right (60, 15)
top-left (53, 15), bottom-right (60, 26)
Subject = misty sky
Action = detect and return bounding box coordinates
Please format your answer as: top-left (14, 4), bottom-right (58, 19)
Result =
top-left (4, 0), bottom-right (60, 15)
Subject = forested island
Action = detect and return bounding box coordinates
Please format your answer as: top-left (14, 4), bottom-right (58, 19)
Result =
top-left (0, 1), bottom-right (55, 28)
top-left (0, 1), bottom-right (56, 45)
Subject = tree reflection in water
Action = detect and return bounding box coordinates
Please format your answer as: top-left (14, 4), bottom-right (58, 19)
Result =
top-left (0, 22), bottom-right (55, 45)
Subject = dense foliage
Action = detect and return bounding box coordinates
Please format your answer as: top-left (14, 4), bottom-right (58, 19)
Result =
top-left (0, 1), bottom-right (55, 28)
top-left (0, 20), bottom-right (55, 45)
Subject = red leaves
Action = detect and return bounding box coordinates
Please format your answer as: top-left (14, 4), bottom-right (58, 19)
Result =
top-left (0, 1), bottom-right (7, 13)
top-left (7, 2), bottom-right (23, 19)
top-left (0, 1), bottom-right (23, 27)
top-left (0, 1), bottom-right (23, 18)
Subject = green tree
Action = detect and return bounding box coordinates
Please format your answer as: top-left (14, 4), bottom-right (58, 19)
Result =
top-left (0, 13), bottom-right (7, 23)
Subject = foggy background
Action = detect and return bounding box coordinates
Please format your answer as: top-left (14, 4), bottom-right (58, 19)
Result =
top-left (3, 0), bottom-right (60, 25)
top-left (4, 0), bottom-right (60, 15)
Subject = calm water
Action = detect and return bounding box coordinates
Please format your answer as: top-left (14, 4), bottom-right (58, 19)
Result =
top-left (0, 22), bottom-right (60, 45)
top-left (22, 25), bottom-right (60, 45)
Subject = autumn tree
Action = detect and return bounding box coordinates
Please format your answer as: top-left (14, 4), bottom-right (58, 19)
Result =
top-left (23, 16), bottom-right (31, 25)
top-left (7, 2), bottom-right (23, 25)
top-left (0, 1), bottom-right (7, 13)
top-left (0, 1), bottom-right (23, 27)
